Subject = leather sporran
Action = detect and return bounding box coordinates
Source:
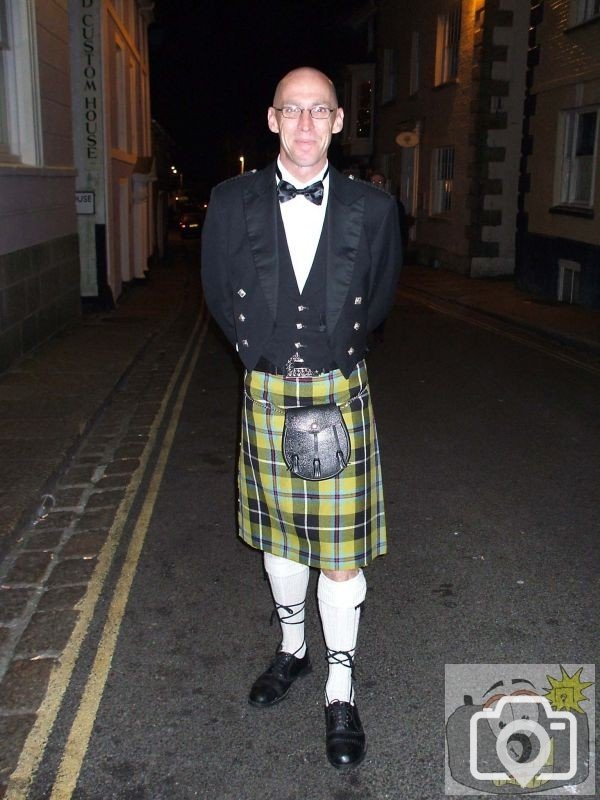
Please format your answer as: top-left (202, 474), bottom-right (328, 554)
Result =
top-left (282, 403), bottom-right (350, 481)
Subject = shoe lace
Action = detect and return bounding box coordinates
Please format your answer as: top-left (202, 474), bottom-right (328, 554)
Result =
top-left (326, 649), bottom-right (356, 706)
top-left (268, 650), bottom-right (296, 678)
top-left (326, 649), bottom-right (355, 674)
top-left (328, 700), bottom-right (354, 728)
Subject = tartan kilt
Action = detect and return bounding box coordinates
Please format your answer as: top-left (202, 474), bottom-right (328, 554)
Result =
top-left (238, 360), bottom-right (387, 570)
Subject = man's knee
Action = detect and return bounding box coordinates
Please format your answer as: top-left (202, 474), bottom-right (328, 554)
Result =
top-left (321, 568), bottom-right (360, 582)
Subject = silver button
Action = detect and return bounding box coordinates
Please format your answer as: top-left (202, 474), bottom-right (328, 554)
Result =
top-left (238, 288), bottom-right (246, 298)
top-left (354, 296), bottom-right (362, 305)
top-left (294, 342), bottom-right (304, 349)
top-left (298, 304), bottom-right (308, 311)
top-left (296, 323), bottom-right (303, 329)
top-left (353, 322), bottom-right (360, 330)
top-left (241, 339), bottom-right (249, 347)
top-left (348, 347), bottom-right (355, 355)
top-left (238, 313), bottom-right (246, 322)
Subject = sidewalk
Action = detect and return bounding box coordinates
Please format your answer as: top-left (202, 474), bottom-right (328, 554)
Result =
top-left (0, 249), bottom-right (199, 553)
top-left (400, 264), bottom-right (600, 354)
top-left (1, 259), bottom-right (598, 552)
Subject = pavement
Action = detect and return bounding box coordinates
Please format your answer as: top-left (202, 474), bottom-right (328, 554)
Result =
top-left (1, 258), bottom-right (598, 556)
top-left (0, 251), bottom-right (599, 796)
top-left (0, 247), bottom-right (200, 557)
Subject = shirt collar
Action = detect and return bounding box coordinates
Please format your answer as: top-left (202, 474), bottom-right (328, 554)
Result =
top-left (276, 157), bottom-right (329, 189)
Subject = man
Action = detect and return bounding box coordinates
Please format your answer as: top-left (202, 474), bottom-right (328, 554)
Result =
top-left (370, 171), bottom-right (409, 252)
top-left (201, 67), bottom-right (401, 769)
top-left (369, 171), bottom-right (408, 344)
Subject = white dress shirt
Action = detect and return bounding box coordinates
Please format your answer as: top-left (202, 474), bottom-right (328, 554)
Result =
top-left (276, 157), bottom-right (329, 294)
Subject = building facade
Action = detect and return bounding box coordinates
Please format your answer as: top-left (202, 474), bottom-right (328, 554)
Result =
top-left (372, 0), bottom-right (530, 276)
top-left (0, 1), bottom-right (154, 374)
top-left (69, 0), bottom-right (154, 307)
top-left (517, 0), bottom-right (600, 308)
top-left (0, 0), bottom-right (80, 371)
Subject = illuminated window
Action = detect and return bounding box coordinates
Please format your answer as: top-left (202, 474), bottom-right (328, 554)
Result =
top-left (431, 146), bottom-right (454, 213)
top-left (0, 0), bottom-right (41, 165)
top-left (559, 108), bottom-right (598, 206)
top-left (381, 48), bottom-right (397, 103)
top-left (435, 7), bottom-right (461, 85)
top-left (572, 0), bottom-right (600, 23)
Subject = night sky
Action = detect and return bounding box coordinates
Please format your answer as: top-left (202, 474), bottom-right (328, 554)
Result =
top-left (149, 0), bottom-right (366, 197)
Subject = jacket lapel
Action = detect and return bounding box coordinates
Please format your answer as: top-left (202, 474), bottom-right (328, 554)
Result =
top-left (326, 167), bottom-right (364, 336)
top-left (244, 163), bottom-right (279, 319)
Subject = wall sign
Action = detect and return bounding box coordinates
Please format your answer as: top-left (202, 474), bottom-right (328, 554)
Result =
top-left (75, 190), bottom-right (95, 214)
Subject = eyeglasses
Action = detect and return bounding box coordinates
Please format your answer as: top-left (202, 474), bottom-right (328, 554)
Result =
top-left (273, 105), bottom-right (336, 120)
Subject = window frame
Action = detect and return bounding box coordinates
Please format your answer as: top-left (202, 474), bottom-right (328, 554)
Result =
top-left (381, 48), bottom-right (398, 104)
top-left (571, 0), bottom-right (600, 25)
top-left (409, 31), bottom-right (420, 96)
top-left (435, 6), bottom-right (461, 86)
top-left (115, 37), bottom-right (129, 153)
top-left (430, 146), bottom-right (455, 215)
top-left (558, 106), bottom-right (598, 208)
top-left (0, 0), bottom-right (42, 166)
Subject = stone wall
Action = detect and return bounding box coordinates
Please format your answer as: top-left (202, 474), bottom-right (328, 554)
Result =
top-left (0, 235), bottom-right (81, 372)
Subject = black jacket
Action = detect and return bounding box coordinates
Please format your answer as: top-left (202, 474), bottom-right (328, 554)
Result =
top-left (201, 162), bottom-right (402, 377)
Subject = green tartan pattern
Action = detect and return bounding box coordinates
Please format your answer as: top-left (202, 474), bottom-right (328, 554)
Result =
top-left (238, 360), bottom-right (387, 569)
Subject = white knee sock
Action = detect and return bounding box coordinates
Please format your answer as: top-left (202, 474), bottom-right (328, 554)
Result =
top-left (264, 553), bottom-right (310, 658)
top-left (317, 570), bottom-right (367, 705)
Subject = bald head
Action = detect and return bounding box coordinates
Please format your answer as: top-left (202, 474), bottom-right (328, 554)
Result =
top-left (273, 67), bottom-right (338, 108)
top-left (267, 66), bottom-right (344, 182)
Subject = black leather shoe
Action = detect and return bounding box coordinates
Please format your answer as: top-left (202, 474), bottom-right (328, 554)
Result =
top-left (248, 650), bottom-right (312, 707)
top-left (325, 700), bottom-right (366, 768)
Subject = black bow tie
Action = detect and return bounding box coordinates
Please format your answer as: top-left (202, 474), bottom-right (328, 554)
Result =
top-left (276, 166), bottom-right (329, 205)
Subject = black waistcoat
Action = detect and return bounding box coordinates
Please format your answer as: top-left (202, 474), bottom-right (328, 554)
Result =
top-left (260, 209), bottom-right (336, 371)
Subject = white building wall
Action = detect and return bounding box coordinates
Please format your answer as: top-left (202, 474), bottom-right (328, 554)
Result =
top-left (0, 0), bottom-right (79, 371)
top-left (0, 0), bottom-right (77, 254)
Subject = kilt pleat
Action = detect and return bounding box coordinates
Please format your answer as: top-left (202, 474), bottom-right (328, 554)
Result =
top-left (237, 360), bottom-right (387, 570)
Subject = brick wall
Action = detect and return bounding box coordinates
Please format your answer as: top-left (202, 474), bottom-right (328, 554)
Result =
top-left (518, 0), bottom-right (600, 307)
top-left (373, 0), bottom-right (528, 276)
top-left (525, 1), bottom-right (600, 243)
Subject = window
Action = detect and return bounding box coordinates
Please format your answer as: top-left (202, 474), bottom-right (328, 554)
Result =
top-left (559, 108), bottom-right (598, 206)
top-left (355, 80), bottom-right (372, 139)
top-left (381, 48), bottom-right (397, 103)
top-left (435, 7), bottom-right (461, 85)
top-left (409, 32), bottom-right (420, 95)
top-left (129, 57), bottom-right (138, 153)
top-left (0, 1), bottom-right (10, 154)
top-left (431, 147), bottom-right (454, 213)
top-left (558, 260), bottom-right (581, 303)
top-left (115, 40), bottom-right (128, 151)
top-left (572, 0), bottom-right (600, 24)
top-left (0, 0), bottom-right (41, 164)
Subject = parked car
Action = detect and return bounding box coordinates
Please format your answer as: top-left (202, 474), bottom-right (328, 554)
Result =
top-left (178, 210), bottom-right (204, 238)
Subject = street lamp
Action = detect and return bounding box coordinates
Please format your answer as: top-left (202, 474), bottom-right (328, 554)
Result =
top-left (171, 165), bottom-right (183, 189)
top-left (239, 155), bottom-right (245, 174)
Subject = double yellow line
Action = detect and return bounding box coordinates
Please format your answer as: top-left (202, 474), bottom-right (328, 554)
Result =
top-left (7, 306), bottom-right (209, 799)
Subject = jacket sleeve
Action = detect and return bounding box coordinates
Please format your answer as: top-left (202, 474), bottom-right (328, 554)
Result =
top-left (201, 188), bottom-right (237, 345)
top-left (367, 196), bottom-right (403, 332)
top-left (367, 197), bottom-right (402, 332)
